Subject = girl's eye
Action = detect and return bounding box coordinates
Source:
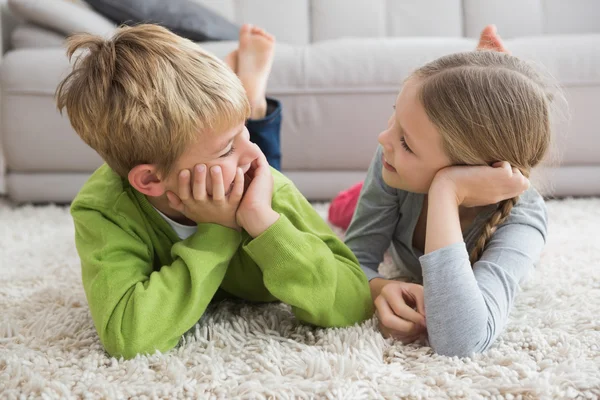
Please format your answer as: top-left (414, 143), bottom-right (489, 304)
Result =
top-left (220, 145), bottom-right (235, 158)
top-left (400, 137), bottom-right (413, 154)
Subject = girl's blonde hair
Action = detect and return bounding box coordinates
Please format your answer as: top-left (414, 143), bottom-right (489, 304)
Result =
top-left (412, 51), bottom-right (557, 264)
top-left (56, 24), bottom-right (250, 178)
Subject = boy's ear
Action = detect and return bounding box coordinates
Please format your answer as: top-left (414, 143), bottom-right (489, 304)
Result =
top-left (128, 164), bottom-right (167, 197)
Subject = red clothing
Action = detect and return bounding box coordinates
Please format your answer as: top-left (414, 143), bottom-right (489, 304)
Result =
top-left (328, 182), bottom-right (363, 230)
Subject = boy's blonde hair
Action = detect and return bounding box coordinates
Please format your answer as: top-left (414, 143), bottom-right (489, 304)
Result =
top-left (56, 24), bottom-right (250, 178)
top-left (411, 51), bottom-right (559, 264)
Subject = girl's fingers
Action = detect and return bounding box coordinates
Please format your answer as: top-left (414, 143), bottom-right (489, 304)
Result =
top-left (379, 321), bottom-right (423, 344)
top-left (384, 289), bottom-right (426, 328)
top-left (393, 332), bottom-right (422, 344)
top-left (211, 166), bottom-right (225, 201)
top-left (405, 284), bottom-right (426, 319)
top-left (178, 169), bottom-right (191, 202)
top-left (375, 295), bottom-right (417, 334)
top-left (491, 161), bottom-right (511, 172)
top-left (499, 161), bottom-right (512, 172)
top-left (192, 164), bottom-right (207, 201)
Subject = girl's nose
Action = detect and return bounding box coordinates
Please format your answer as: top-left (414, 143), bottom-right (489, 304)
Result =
top-left (378, 129), bottom-right (391, 149)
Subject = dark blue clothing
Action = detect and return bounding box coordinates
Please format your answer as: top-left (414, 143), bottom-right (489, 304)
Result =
top-left (246, 97), bottom-right (281, 171)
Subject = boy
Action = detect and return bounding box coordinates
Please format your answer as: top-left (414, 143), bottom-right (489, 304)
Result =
top-left (57, 24), bottom-right (372, 359)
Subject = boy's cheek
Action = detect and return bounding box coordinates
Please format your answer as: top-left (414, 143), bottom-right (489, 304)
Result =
top-left (162, 172), bottom-right (180, 195)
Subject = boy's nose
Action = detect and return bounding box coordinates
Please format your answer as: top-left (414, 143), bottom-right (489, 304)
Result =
top-left (240, 143), bottom-right (262, 165)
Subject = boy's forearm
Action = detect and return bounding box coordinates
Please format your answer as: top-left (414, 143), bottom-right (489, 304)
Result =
top-left (242, 208), bottom-right (280, 238)
top-left (80, 221), bottom-right (241, 359)
top-left (243, 214), bottom-right (373, 327)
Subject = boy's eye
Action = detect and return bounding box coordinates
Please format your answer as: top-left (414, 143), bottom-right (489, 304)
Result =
top-left (220, 145), bottom-right (235, 158)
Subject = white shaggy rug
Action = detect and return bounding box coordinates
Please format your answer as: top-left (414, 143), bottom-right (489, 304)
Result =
top-left (0, 198), bottom-right (599, 399)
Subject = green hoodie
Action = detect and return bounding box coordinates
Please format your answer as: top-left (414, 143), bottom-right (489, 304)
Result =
top-left (71, 164), bottom-right (373, 359)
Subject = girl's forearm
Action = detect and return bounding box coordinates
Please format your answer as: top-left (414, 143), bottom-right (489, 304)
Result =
top-left (425, 178), bottom-right (464, 254)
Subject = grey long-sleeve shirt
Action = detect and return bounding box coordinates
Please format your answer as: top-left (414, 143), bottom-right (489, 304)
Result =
top-left (344, 146), bottom-right (547, 357)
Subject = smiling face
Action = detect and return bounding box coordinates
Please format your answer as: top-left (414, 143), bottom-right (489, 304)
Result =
top-left (162, 121), bottom-right (263, 196)
top-left (377, 78), bottom-right (452, 193)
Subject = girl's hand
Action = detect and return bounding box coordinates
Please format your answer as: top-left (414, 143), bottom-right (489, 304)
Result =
top-left (370, 279), bottom-right (427, 344)
top-left (433, 161), bottom-right (529, 207)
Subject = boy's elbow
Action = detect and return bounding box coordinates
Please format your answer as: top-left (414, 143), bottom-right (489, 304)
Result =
top-left (328, 306), bottom-right (373, 328)
top-left (332, 291), bottom-right (374, 327)
top-left (294, 298), bottom-right (373, 328)
top-left (102, 335), bottom-right (146, 360)
top-left (101, 331), bottom-right (174, 360)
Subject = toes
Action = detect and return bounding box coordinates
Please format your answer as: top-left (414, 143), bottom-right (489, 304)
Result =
top-left (483, 24), bottom-right (496, 37)
top-left (477, 24), bottom-right (496, 48)
top-left (224, 49), bottom-right (238, 72)
top-left (493, 36), bottom-right (510, 54)
top-left (250, 25), bottom-right (275, 41)
top-left (240, 23), bottom-right (253, 35)
top-left (477, 24), bottom-right (510, 53)
top-left (251, 26), bottom-right (267, 37)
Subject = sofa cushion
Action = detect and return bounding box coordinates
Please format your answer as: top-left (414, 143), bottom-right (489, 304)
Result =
top-left (7, 0), bottom-right (116, 36)
top-left (2, 36), bottom-right (599, 174)
top-left (84, 0), bottom-right (239, 42)
top-left (11, 23), bottom-right (66, 49)
top-left (311, 0), bottom-right (463, 42)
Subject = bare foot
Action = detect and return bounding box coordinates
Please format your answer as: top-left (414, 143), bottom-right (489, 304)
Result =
top-left (237, 24), bottom-right (275, 119)
top-left (224, 49), bottom-right (238, 73)
top-left (477, 24), bottom-right (509, 53)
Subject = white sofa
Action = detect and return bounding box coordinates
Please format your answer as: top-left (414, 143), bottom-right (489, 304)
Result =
top-left (1, 0), bottom-right (599, 202)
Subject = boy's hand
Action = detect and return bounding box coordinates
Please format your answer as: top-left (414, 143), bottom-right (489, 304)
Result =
top-left (370, 278), bottom-right (427, 344)
top-left (432, 161), bottom-right (529, 207)
top-left (236, 153), bottom-right (279, 237)
top-left (166, 164), bottom-right (244, 231)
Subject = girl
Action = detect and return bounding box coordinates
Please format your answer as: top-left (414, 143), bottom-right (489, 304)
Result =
top-left (337, 36), bottom-right (557, 357)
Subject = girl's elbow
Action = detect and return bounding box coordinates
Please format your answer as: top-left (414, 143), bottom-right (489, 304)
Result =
top-left (428, 324), bottom-right (492, 357)
top-left (430, 340), bottom-right (480, 358)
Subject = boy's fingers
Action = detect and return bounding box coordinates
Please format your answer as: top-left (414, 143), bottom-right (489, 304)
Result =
top-left (243, 173), bottom-right (253, 192)
top-left (230, 167), bottom-right (244, 202)
top-left (192, 164), bottom-right (207, 201)
top-left (166, 191), bottom-right (183, 212)
top-left (178, 170), bottom-right (191, 202)
top-left (211, 166), bottom-right (225, 201)
top-left (251, 147), bottom-right (266, 168)
top-left (257, 152), bottom-right (269, 168)
top-left (375, 295), bottom-right (417, 334)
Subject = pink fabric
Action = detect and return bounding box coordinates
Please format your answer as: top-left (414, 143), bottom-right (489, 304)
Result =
top-left (328, 182), bottom-right (364, 230)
